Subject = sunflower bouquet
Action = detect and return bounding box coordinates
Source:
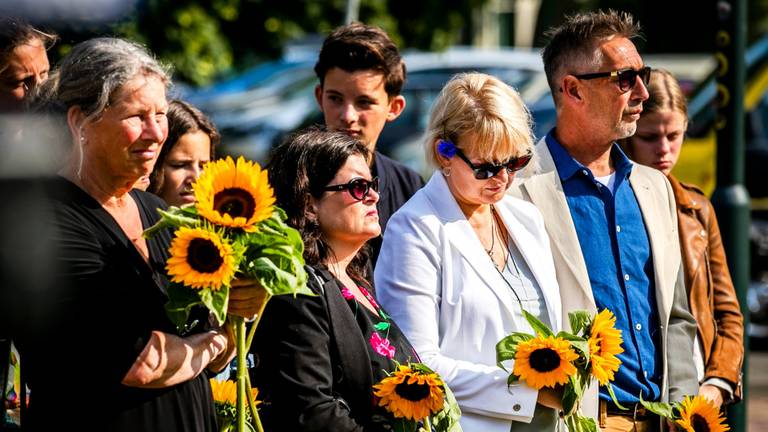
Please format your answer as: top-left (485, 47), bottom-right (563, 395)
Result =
top-left (144, 156), bottom-right (312, 432)
top-left (496, 309), bottom-right (625, 432)
top-left (639, 394), bottom-right (730, 432)
top-left (372, 362), bottom-right (462, 432)
top-left (210, 379), bottom-right (261, 432)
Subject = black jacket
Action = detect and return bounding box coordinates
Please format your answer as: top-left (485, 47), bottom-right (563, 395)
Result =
top-left (250, 267), bottom-right (379, 432)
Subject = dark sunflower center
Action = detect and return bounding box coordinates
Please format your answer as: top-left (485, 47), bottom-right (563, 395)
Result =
top-left (691, 414), bottom-right (710, 432)
top-left (214, 188), bottom-right (256, 219)
top-left (394, 381), bottom-right (431, 402)
top-left (187, 238), bottom-right (224, 273)
top-left (529, 348), bottom-right (562, 372)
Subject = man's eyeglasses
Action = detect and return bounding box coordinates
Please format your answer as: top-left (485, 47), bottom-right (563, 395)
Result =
top-left (573, 66), bottom-right (651, 93)
top-left (454, 148), bottom-right (533, 180)
top-left (322, 177), bottom-right (379, 201)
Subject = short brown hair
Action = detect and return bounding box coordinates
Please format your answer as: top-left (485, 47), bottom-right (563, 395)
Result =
top-left (314, 22), bottom-right (406, 98)
top-left (542, 10), bottom-right (641, 104)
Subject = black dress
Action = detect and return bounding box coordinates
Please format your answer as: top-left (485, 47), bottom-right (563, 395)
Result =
top-left (250, 266), bottom-right (418, 432)
top-left (17, 177), bottom-right (216, 431)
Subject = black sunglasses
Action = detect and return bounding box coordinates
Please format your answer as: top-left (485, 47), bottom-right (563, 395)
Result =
top-left (322, 177), bottom-right (379, 201)
top-left (454, 148), bottom-right (533, 180)
top-left (573, 66), bottom-right (652, 92)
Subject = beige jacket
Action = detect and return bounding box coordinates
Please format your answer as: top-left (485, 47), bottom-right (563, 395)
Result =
top-left (509, 138), bottom-right (699, 419)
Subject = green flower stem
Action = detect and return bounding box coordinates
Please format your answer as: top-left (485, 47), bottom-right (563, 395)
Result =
top-left (424, 415), bottom-right (432, 432)
top-left (242, 293), bottom-right (271, 432)
top-left (245, 294), bottom-right (272, 350)
top-left (246, 376), bottom-right (263, 432)
top-left (235, 316), bottom-right (247, 432)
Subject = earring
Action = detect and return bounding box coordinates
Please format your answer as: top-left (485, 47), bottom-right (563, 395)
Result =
top-left (441, 166), bottom-right (452, 177)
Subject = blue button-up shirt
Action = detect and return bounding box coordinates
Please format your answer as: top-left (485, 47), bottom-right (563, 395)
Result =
top-left (546, 131), bottom-right (661, 403)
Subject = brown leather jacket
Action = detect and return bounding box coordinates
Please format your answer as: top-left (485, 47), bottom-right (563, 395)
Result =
top-left (669, 175), bottom-right (744, 400)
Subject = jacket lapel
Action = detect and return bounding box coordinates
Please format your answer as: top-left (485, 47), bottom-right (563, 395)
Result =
top-left (315, 268), bottom-right (375, 397)
top-left (422, 173), bottom-right (521, 320)
top-left (518, 140), bottom-right (594, 307)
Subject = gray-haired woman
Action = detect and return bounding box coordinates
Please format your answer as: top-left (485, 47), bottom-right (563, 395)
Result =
top-left (19, 37), bottom-right (264, 431)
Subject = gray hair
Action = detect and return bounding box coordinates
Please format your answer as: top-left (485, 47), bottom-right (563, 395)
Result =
top-left (33, 37), bottom-right (171, 123)
top-left (541, 10), bottom-right (641, 106)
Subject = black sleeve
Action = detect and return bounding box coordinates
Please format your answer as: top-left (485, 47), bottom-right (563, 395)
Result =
top-left (31, 206), bottom-right (156, 389)
top-left (250, 293), bottom-right (366, 432)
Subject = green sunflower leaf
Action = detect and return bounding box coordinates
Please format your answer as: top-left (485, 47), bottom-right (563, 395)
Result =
top-left (431, 379), bottom-right (462, 432)
top-left (568, 310), bottom-right (592, 335)
top-left (577, 415), bottom-right (598, 432)
top-left (164, 283), bottom-right (207, 332)
top-left (638, 392), bottom-right (674, 419)
top-left (522, 309), bottom-right (554, 338)
top-left (495, 332), bottom-right (533, 370)
top-left (607, 383), bottom-right (627, 410)
top-left (198, 285), bottom-right (230, 326)
top-left (144, 207), bottom-right (201, 238)
top-left (562, 381), bottom-right (579, 416)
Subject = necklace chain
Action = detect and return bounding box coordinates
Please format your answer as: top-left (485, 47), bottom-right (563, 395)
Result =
top-left (487, 206), bottom-right (524, 307)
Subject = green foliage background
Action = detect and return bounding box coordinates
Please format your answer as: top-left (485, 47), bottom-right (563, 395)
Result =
top-left (42, 0), bottom-right (768, 86)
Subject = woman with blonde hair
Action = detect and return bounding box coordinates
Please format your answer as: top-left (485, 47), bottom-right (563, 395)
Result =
top-left (375, 72), bottom-right (563, 431)
top-left (623, 68), bottom-right (744, 408)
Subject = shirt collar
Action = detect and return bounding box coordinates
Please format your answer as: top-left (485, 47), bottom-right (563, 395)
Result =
top-left (545, 129), bottom-right (634, 181)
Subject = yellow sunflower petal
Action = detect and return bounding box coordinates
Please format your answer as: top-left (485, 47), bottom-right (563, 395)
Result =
top-left (588, 309), bottom-right (625, 385)
top-left (209, 378), bottom-right (238, 406)
top-left (675, 395), bottom-right (730, 432)
top-left (166, 226), bottom-right (237, 290)
top-left (194, 156), bottom-right (275, 231)
top-left (513, 335), bottom-right (579, 390)
top-left (373, 364), bottom-right (445, 421)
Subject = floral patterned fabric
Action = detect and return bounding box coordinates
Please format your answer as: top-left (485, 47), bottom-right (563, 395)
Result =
top-left (340, 284), bottom-right (417, 382)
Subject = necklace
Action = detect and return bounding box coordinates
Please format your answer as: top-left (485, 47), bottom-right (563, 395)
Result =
top-left (485, 206), bottom-right (497, 258)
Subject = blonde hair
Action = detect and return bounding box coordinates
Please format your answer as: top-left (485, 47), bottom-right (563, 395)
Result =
top-left (643, 68), bottom-right (688, 120)
top-left (425, 72), bottom-right (533, 167)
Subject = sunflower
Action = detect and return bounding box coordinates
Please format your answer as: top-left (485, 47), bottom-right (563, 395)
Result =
top-left (513, 335), bottom-right (578, 390)
top-left (167, 227), bottom-right (237, 290)
top-left (373, 364), bottom-right (445, 421)
top-left (195, 156), bottom-right (275, 232)
top-left (675, 395), bottom-right (730, 432)
top-left (588, 309), bottom-right (624, 385)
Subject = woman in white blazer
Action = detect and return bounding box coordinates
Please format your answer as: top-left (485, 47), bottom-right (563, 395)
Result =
top-left (375, 73), bottom-right (563, 432)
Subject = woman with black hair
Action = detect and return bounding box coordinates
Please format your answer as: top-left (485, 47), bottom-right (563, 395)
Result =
top-left (249, 128), bottom-right (423, 431)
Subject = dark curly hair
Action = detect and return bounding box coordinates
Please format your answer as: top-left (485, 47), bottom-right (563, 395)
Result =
top-left (267, 127), bottom-right (372, 284)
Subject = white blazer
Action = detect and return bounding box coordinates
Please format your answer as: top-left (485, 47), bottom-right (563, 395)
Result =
top-left (375, 172), bottom-right (563, 432)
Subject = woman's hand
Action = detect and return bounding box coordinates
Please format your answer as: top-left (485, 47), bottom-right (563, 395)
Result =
top-left (228, 277), bottom-right (269, 321)
top-left (536, 386), bottom-right (563, 411)
top-left (699, 383), bottom-right (725, 409)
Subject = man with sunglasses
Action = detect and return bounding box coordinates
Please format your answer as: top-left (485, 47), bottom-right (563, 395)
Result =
top-left (511, 10), bottom-right (698, 432)
top-left (314, 23), bottom-right (425, 265)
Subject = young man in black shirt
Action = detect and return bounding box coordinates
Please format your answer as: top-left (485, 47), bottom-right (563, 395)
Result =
top-left (313, 23), bottom-right (425, 265)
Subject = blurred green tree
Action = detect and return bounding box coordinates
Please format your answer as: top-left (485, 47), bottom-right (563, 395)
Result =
top-left (113, 0), bottom-right (489, 86)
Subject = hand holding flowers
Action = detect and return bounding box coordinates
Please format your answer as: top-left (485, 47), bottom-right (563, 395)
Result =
top-left (145, 156), bottom-right (312, 432)
top-left (496, 309), bottom-right (625, 432)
